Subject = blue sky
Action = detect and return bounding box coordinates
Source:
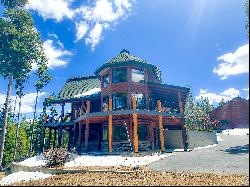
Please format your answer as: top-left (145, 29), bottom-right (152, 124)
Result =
top-left (0, 0), bottom-right (249, 118)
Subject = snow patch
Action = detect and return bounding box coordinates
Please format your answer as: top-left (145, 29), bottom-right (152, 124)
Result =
top-left (18, 154), bottom-right (46, 167)
top-left (64, 153), bottom-right (172, 168)
top-left (0, 171), bottom-right (52, 186)
top-left (193, 144), bottom-right (218, 150)
top-left (221, 128), bottom-right (249, 136)
top-left (74, 88), bottom-right (101, 98)
top-left (217, 136), bottom-right (223, 142)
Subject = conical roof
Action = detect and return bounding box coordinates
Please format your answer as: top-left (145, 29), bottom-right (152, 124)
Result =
top-left (95, 49), bottom-right (162, 82)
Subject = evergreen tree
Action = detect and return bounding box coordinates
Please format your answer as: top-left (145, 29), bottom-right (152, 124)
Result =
top-left (0, 0), bottom-right (48, 168)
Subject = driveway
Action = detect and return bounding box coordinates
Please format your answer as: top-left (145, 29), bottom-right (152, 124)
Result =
top-left (147, 133), bottom-right (249, 175)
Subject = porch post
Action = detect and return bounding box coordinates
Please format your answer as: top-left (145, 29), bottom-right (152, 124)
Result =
top-left (48, 127), bottom-right (52, 148)
top-left (58, 103), bottom-right (65, 147)
top-left (67, 127), bottom-right (71, 151)
top-left (108, 98), bottom-right (113, 152)
top-left (73, 110), bottom-right (77, 148)
top-left (85, 101), bottom-right (90, 152)
top-left (157, 100), bottom-right (165, 152)
top-left (178, 91), bottom-right (188, 151)
top-left (149, 122), bottom-right (154, 150)
top-left (77, 108), bottom-right (83, 154)
top-left (53, 128), bottom-right (57, 148)
top-left (133, 96), bottom-right (138, 153)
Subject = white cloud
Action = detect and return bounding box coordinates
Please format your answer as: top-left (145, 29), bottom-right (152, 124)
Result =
top-left (213, 44), bottom-right (249, 79)
top-left (43, 39), bottom-right (73, 69)
top-left (0, 92), bottom-right (47, 114)
top-left (242, 88), bottom-right (249, 100)
top-left (26, 0), bottom-right (134, 50)
top-left (195, 88), bottom-right (240, 105)
top-left (32, 34), bottom-right (73, 71)
top-left (85, 23), bottom-right (104, 50)
top-left (75, 21), bottom-right (89, 42)
top-left (26, 0), bottom-right (74, 22)
top-left (74, 0), bottom-right (133, 49)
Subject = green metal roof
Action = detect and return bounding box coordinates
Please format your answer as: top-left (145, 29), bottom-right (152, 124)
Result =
top-left (59, 75), bottom-right (101, 100)
top-left (95, 49), bottom-right (162, 82)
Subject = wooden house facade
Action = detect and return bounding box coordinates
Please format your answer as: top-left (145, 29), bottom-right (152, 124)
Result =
top-left (41, 50), bottom-right (190, 153)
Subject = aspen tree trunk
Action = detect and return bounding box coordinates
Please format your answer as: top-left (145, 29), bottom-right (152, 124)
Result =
top-left (13, 92), bottom-right (22, 160)
top-left (0, 74), bottom-right (13, 169)
top-left (29, 90), bottom-right (39, 157)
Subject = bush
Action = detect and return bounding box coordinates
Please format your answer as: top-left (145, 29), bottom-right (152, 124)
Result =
top-left (43, 148), bottom-right (71, 168)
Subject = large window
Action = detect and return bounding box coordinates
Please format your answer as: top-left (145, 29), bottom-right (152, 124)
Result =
top-left (102, 96), bottom-right (109, 112)
top-left (112, 68), bottom-right (127, 83)
top-left (113, 125), bottom-right (127, 141)
top-left (103, 74), bottom-right (109, 87)
top-left (112, 93), bottom-right (127, 110)
top-left (132, 68), bottom-right (145, 83)
top-left (138, 125), bottom-right (148, 141)
top-left (132, 93), bottom-right (146, 109)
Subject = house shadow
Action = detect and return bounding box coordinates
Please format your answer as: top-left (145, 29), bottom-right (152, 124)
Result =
top-left (224, 144), bottom-right (249, 154)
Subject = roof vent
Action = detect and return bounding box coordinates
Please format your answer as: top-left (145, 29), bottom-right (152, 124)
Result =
top-left (120, 49), bottom-right (130, 54)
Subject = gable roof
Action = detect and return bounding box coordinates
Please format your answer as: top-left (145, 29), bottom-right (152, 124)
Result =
top-left (94, 49), bottom-right (162, 82)
top-left (59, 75), bottom-right (101, 100)
top-left (210, 96), bottom-right (249, 113)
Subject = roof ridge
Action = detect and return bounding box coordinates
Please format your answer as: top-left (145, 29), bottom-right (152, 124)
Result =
top-left (67, 75), bottom-right (98, 82)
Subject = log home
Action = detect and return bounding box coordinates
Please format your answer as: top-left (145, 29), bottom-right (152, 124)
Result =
top-left (41, 49), bottom-right (190, 153)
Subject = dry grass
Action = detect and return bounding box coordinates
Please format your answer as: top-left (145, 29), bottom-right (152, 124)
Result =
top-left (11, 170), bottom-right (249, 186)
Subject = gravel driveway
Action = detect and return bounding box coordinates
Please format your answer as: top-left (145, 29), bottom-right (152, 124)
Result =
top-left (147, 133), bottom-right (249, 175)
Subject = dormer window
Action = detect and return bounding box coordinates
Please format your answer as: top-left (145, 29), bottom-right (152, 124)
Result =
top-left (112, 68), bottom-right (127, 83)
top-left (132, 68), bottom-right (145, 83)
top-left (103, 74), bottom-right (109, 87)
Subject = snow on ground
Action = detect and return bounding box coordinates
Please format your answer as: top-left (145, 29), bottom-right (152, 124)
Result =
top-left (0, 171), bottom-right (52, 186)
top-left (193, 144), bottom-right (218, 150)
top-left (221, 128), bottom-right (249, 136)
top-left (18, 154), bottom-right (46, 167)
top-left (217, 136), bottom-right (223, 142)
top-left (64, 153), bottom-right (172, 168)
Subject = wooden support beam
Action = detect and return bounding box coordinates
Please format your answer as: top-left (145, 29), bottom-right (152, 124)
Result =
top-left (48, 128), bottom-right (52, 148)
top-left (157, 100), bottom-right (165, 152)
top-left (178, 91), bottom-right (183, 113)
top-left (133, 96), bottom-right (138, 153)
top-left (149, 122), bottom-right (154, 150)
top-left (77, 121), bottom-right (83, 154)
top-left (85, 101), bottom-right (90, 152)
top-left (178, 92), bottom-right (188, 151)
top-left (98, 124), bottom-right (102, 151)
top-left (58, 103), bottom-right (65, 147)
top-left (73, 110), bottom-right (77, 148)
top-left (108, 98), bottom-right (113, 153)
top-left (53, 129), bottom-right (57, 148)
top-left (67, 127), bottom-right (71, 151)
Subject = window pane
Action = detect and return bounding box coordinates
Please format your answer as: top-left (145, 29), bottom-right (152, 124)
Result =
top-left (102, 127), bottom-right (107, 141)
top-left (112, 93), bottom-right (127, 110)
top-left (132, 68), bottom-right (144, 83)
top-left (112, 68), bottom-right (127, 83)
top-left (113, 125), bottom-right (127, 141)
top-left (138, 125), bottom-right (147, 140)
top-left (132, 93), bottom-right (146, 109)
top-left (103, 74), bottom-right (109, 87)
top-left (102, 96), bottom-right (109, 112)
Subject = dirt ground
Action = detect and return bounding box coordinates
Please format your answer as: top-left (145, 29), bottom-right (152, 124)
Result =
top-left (11, 170), bottom-right (249, 186)
top-left (0, 172), bottom-right (5, 180)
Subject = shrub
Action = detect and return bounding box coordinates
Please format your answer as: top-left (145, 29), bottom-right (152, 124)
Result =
top-left (43, 148), bottom-right (71, 168)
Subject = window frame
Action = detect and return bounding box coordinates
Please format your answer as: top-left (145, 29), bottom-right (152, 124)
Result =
top-left (112, 67), bottom-right (128, 83)
top-left (131, 68), bottom-right (145, 84)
